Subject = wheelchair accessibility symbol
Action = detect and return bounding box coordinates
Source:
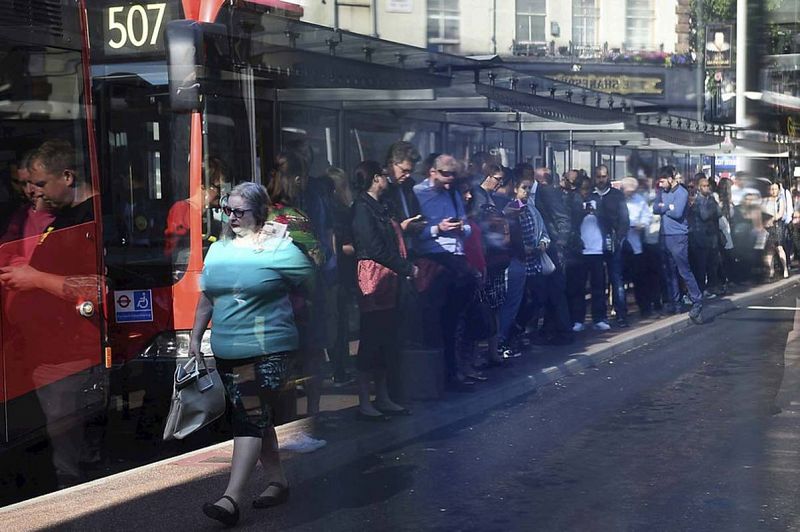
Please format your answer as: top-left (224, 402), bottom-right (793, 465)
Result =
top-left (136, 292), bottom-right (150, 309)
top-left (115, 289), bottom-right (153, 323)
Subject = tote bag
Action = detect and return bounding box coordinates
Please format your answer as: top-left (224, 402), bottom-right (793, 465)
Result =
top-left (163, 357), bottom-right (226, 441)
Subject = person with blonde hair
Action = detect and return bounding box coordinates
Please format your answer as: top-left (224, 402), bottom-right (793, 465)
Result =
top-left (327, 166), bottom-right (357, 386)
top-left (762, 182), bottom-right (789, 279)
top-left (621, 176), bottom-right (652, 316)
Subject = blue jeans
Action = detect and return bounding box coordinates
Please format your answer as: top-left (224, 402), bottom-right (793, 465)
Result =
top-left (498, 258), bottom-right (526, 344)
top-left (604, 246), bottom-right (627, 320)
top-left (662, 234), bottom-right (702, 306)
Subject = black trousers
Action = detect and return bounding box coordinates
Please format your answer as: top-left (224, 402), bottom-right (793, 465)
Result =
top-left (423, 253), bottom-right (476, 381)
top-left (641, 243), bottom-right (667, 311)
top-left (357, 308), bottom-right (399, 372)
top-left (328, 283), bottom-right (355, 380)
top-left (520, 252), bottom-right (572, 337)
top-left (689, 245), bottom-right (720, 293)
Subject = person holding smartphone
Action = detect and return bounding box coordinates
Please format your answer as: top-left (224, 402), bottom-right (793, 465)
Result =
top-left (414, 154), bottom-right (477, 392)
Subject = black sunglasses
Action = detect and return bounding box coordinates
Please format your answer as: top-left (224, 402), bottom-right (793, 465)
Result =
top-left (437, 169), bottom-right (455, 177)
top-left (222, 206), bottom-right (253, 218)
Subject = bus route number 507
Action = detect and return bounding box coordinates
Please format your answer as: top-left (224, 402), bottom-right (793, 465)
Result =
top-left (107, 3), bottom-right (167, 50)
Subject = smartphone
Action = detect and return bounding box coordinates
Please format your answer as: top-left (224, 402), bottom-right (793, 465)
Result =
top-left (448, 217), bottom-right (460, 223)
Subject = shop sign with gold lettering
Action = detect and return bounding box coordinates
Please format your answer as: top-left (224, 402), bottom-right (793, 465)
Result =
top-left (549, 73), bottom-right (664, 96)
top-left (787, 115), bottom-right (799, 138)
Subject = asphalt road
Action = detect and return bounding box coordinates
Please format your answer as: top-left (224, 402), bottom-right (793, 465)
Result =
top-left (250, 287), bottom-right (800, 532)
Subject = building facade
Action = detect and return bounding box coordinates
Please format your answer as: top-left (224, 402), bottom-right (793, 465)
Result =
top-left (298, 0), bottom-right (680, 58)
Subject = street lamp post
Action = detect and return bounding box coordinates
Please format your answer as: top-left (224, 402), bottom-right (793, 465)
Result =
top-left (492, 0), bottom-right (497, 55)
top-left (736, 0), bottom-right (748, 128)
top-left (696, 0), bottom-right (704, 121)
top-left (736, 0), bottom-right (749, 172)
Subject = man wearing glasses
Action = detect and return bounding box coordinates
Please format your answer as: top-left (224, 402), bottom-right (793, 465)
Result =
top-left (414, 154), bottom-right (477, 391)
top-left (384, 141), bottom-right (425, 246)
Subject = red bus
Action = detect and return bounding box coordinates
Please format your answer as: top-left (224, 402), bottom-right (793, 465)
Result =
top-left (0, 0), bottom-right (304, 493)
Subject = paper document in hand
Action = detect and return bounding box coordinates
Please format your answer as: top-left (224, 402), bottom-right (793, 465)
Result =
top-left (262, 221), bottom-right (288, 241)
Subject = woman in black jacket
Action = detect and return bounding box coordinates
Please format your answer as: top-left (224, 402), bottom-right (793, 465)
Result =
top-left (351, 160), bottom-right (418, 419)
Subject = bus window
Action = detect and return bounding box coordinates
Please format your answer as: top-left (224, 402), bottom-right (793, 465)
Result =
top-left (0, 43), bottom-right (104, 486)
top-left (93, 74), bottom-right (191, 287)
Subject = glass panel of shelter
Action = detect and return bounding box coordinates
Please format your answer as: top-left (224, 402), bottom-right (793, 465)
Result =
top-left (280, 103), bottom-right (339, 177)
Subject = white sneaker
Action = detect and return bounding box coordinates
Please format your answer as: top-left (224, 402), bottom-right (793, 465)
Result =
top-left (593, 321), bottom-right (611, 331)
top-left (280, 432), bottom-right (327, 453)
top-left (572, 322), bottom-right (585, 332)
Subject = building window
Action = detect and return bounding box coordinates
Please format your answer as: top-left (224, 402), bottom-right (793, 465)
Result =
top-left (626, 0), bottom-right (654, 50)
top-left (516, 0), bottom-right (547, 44)
top-left (572, 0), bottom-right (599, 47)
top-left (427, 0), bottom-right (460, 45)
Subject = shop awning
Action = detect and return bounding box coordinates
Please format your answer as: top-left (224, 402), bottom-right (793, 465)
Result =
top-left (475, 83), bottom-right (631, 125)
top-left (636, 123), bottom-right (723, 147)
top-left (733, 137), bottom-right (791, 156)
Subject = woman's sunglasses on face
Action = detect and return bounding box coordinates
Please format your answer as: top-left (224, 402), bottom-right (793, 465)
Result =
top-left (222, 206), bottom-right (252, 218)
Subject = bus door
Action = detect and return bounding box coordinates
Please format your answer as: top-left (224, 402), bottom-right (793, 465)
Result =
top-left (0, 39), bottom-right (105, 480)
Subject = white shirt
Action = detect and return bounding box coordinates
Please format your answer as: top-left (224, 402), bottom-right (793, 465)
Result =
top-left (581, 213), bottom-right (603, 255)
top-left (783, 188), bottom-right (794, 223)
top-left (625, 193), bottom-right (651, 255)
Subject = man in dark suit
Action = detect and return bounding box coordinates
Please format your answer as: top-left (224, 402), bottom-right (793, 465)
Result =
top-left (591, 164), bottom-right (631, 327)
top-left (384, 141), bottom-right (425, 254)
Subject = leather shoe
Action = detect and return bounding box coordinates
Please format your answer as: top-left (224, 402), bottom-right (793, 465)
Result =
top-left (464, 372), bottom-right (488, 382)
top-left (203, 495), bottom-right (239, 526)
top-left (357, 410), bottom-right (392, 421)
top-left (445, 379), bottom-right (475, 393)
top-left (375, 404), bottom-right (413, 416)
top-left (253, 482), bottom-right (290, 509)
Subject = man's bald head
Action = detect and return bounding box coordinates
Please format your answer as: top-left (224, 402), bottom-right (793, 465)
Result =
top-left (430, 154), bottom-right (458, 188)
top-left (534, 167), bottom-right (552, 185)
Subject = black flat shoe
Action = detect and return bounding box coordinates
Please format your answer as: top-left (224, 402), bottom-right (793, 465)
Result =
top-left (203, 495), bottom-right (239, 527)
top-left (464, 372), bottom-right (488, 382)
top-left (253, 482), bottom-right (290, 509)
top-left (445, 380), bottom-right (476, 393)
top-left (357, 410), bottom-right (391, 421)
top-left (376, 406), bottom-right (413, 416)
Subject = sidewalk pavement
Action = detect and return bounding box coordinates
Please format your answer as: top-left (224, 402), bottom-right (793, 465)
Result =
top-left (2, 277), bottom-right (797, 530)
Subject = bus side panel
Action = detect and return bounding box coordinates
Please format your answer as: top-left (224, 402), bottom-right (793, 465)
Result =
top-left (1, 222), bottom-right (104, 443)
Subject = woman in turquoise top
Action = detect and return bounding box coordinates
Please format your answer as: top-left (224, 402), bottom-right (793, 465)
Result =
top-left (189, 182), bottom-right (313, 526)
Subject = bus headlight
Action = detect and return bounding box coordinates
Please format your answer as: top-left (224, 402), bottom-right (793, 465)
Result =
top-left (140, 329), bottom-right (213, 358)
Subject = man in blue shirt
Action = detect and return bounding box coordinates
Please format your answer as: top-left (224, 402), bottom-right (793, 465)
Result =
top-left (414, 154), bottom-right (477, 391)
top-left (653, 165), bottom-right (703, 323)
